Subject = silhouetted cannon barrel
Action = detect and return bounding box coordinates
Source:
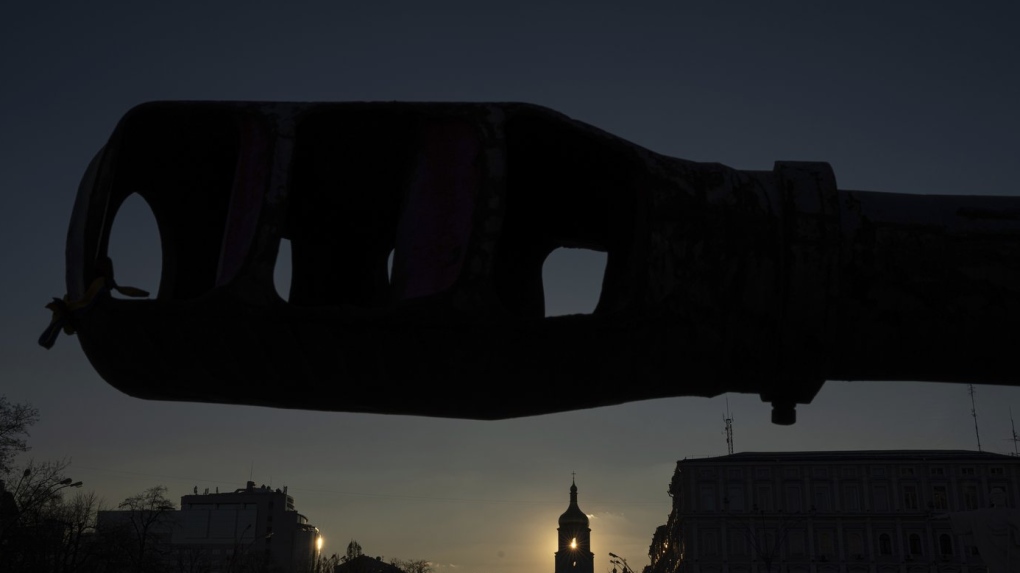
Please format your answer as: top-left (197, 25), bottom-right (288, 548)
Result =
top-left (827, 191), bottom-right (1020, 381)
top-left (46, 101), bottom-right (1020, 423)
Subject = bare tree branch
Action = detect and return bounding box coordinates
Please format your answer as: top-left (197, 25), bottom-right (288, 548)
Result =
top-left (0, 396), bottom-right (39, 475)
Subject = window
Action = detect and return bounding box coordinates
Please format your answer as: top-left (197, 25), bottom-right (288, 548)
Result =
top-left (700, 485), bottom-right (717, 511)
top-left (756, 485), bottom-right (774, 511)
top-left (961, 467), bottom-right (976, 476)
top-left (699, 468), bottom-right (716, 479)
top-left (759, 528), bottom-right (777, 557)
top-left (930, 467), bottom-right (945, 476)
top-left (728, 468), bottom-right (743, 479)
top-left (818, 530), bottom-right (835, 558)
top-left (755, 467), bottom-right (771, 479)
top-left (964, 484), bottom-right (979, 510)
top-left (991, 467), bottom-right (1005, 476)
top-left (786, 484), bottom-right (803, 513)
top-left (871, 466), bottom-right (887, 477)
top-left (701, 530), bottom-right (719, 555)
top-left (847, 531), bottom-right (864, 557)
top-left (873, 484), bottom-right (890, 511)
top-left (932, 486), bottom-right (948, 510)
top-left (843, 484), bottom-right (860, 511)
top-left (900, 467), bottom-right (915, 477)
top-left (908, 533), bottom-right (922, 556)
top-left (812, 467), bottom-right (828, 478)
top-left (727, 485), bottom-right (745, 511)
top-left (728, 531), bottom-right (748, 555)
top-left (842, 466), bottom-right (857, 478)
top-left (813, 484), bottom-right (831, 511)
top-left (787, 530), bottom-right (806, 555)
top-left (902, 485), bottom-right (919, 510)
top-left (879, 534), bottom-right (893, 556)
top-left (939, 534), bottom-right (953, 556)
top-left (784, 467), bottom-right (800, 478)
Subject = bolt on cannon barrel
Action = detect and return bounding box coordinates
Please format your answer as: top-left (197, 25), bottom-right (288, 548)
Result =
top-left (44, 101), bottom-right (1020, 423)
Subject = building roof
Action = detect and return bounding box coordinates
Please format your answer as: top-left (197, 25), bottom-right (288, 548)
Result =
top-left (335, 555), bottom-right (405, 573)
top-left (677, 450), bottom-right (1019, 464)
top-left (559, 480), bottom-right (589, 527)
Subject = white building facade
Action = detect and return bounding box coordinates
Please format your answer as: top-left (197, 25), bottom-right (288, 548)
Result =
top-left (646, 451), bottom-right (1020, 573)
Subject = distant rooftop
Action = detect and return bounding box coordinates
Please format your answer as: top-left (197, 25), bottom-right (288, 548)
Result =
top-left (679, 450), bottom-right (1019, 463)
top-left (334, 555), bottom-right (404, 573)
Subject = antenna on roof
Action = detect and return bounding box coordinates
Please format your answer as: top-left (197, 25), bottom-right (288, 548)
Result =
top-left (1008, 408), bottom-right (1020, 456)
top-left (969, 384), bottom-right (982, 452)
top-left (724, 396), bottom-right (734, 455)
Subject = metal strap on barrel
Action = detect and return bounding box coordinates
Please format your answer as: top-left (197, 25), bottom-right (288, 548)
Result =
top-left (762, 161), bottom-right (840, 424)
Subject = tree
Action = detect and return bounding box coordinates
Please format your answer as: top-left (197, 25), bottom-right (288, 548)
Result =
top-left (0, 399), bottom-right (110, 573)
top-left (0, 396), bottom-right (39, 476)
top-left (52, 490), bottom-right (104, 573)
top-left (112, 485), bottom-right (177, 572)
top-left (0, 399), bottom-right (103, 572)
top-left (308, 552), bottom-right (342, 573)
top-left (6, 459), bottom-right (80, 518)
top-left (0, 458), bottom-right (88, 571)
top-left (344, 539), bottom-right (364, 563)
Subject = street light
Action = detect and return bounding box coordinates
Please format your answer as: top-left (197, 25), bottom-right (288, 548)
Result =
top-left (57, 478), bottom-right (84, 490)
top-left (609, 552), bottom-right (635, 573)
top-left (0, 470), bottom-right (83, 542)
top-left (12, 470), bottom-right (82, 503)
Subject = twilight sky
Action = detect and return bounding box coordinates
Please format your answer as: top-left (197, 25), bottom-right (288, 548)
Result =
top-left (2, 2), bottom-right (1019, 573)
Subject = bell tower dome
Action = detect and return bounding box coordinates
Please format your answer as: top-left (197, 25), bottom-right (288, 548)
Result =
top-left (555, 476), bottom-right (593, 573)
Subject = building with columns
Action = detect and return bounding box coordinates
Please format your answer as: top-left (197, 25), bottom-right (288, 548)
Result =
top-left (556, 478), bottom-right (595, 573)
top-left (646, 450), bottom-right (1020, 573)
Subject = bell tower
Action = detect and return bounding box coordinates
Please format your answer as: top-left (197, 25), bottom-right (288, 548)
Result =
top-left (555, 476), bottom-right (593, 573)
